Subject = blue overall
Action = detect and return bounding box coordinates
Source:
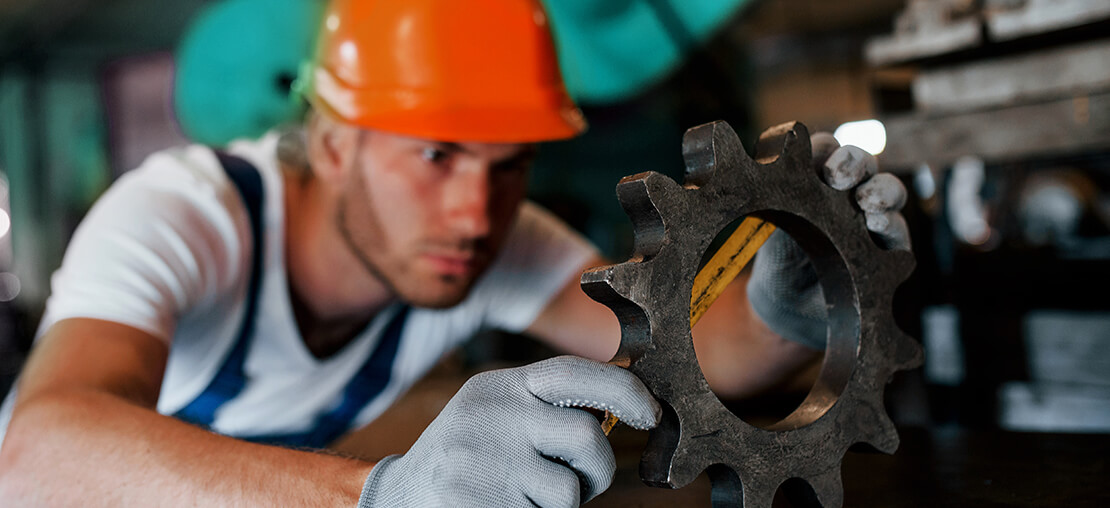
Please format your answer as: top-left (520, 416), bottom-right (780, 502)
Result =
top-left (173, 152), bottom-right (410, 449)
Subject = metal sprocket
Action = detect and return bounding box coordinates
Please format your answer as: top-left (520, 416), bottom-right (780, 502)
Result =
top-left (581, 121), bottom-right (923, 507)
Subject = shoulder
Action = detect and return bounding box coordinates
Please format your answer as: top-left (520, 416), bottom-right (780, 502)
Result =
top-left (497, 201), bottom-right (598, 266)
top-left (514, 201), bottom-right (569, 233)
top-left (100, 132), bottom-right (283, 242)
top-left (39, 137), bottom-right (278, 342)
top-left (121, 131), bottom-right (280, 201)
top-left (108, 143), bottom-right (234, 215)
top-left (81, 144), bottom-right (249, 268)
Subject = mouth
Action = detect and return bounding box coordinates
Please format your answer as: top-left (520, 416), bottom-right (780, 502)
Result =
top-left (421, 252), bottom-right (481, 277)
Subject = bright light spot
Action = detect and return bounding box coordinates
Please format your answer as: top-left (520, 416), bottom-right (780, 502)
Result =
top-left (913, 163), bottom-right (936, 199)
top-left (834, 119), bottom-right (887, 155)
top-left (533, 10), bottom-right (547, 26)
top-left (0, 209), bottom-right (9, 239)
top-left (340, 41), bottom-right (358, 62)
top-left (948, 155), bottom-right (993, 246)
top-left (0, 272), bottom-right (19, 302)
top-left (961, 218), bottom-right (992, 245)
top-left (327, 14), bottom-right (340, 31)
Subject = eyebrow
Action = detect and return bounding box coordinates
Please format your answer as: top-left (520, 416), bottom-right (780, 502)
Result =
top-left (435, 142), bottom-right (467, 154)
top-left (434, 142), bottom-right (537, 165)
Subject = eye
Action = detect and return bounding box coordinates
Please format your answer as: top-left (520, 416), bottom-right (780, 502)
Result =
top-left (421, 147), bottom-right (450, 164)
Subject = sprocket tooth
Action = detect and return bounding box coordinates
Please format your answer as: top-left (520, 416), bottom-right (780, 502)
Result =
top-left (614, 172), bottom-right (684, 259)
top-left (580, 264), bottom-right (654, 363)
top-left (881, 248), bottom-right (917, 285)
top-left (580, 264), bottom-right (621, 299)
top-left (579, 263), bottom-right (645, 312)
top-left (614, 174), bottom-right (665, 258)
top-left (753, 121), bottom-right (812, 166)
top-left (738, 475), bottom-right (777, 508)
top-left (682, 121), bottom-right (747, 188)
top-left (856, 410), bottom-right (900, 455)
top-left (894, 332), bottom-right (925, 370)
top-left (790, 469), bottom-right (845, 508)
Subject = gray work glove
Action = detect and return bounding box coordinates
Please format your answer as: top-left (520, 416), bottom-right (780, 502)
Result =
top-left (747, 133), bottom-right (911, 350)
top-left (357, 356), bottom-right (661, 507)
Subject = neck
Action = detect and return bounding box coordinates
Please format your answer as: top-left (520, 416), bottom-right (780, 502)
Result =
top-left (282, 170), bottom-right (394, 357)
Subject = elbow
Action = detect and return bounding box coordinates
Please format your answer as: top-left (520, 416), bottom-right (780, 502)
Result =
top-left (0, 408), bottom-right (41, 502)
top-left (703, 338), bottom-right (823, 400)
top-left (0, 391), bottom-right (95, 500)
top-left (0, 441), bottom-right (31, 502)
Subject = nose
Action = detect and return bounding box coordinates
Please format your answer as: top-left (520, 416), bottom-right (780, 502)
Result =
top-left (443, 165), bottom-right (492, 239)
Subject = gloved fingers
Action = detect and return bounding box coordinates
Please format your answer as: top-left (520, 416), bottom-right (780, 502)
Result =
top-left (523, 455), bottom-right (582, 508)
top-left (523, 356), bottom-right (661, 431)
top-left (865, 211), bottom-right (912, 251)
top-left (810, 132), bottom-right (840, 170)
top-left (531, 406), bottom-right (616, 502)
top-left (855, 173), bottom-right (907, 213)
top-left (757, 228), bottom-right (810, 268)
top-left (822, 145), bottom-right (877, 191)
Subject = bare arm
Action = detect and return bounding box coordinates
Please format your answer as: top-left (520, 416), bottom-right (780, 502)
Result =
top-left (526, 257), bottom-right (819, 400)
top-left (524, 257), bottom-right (621, 363)
top-left (685, 269), bottom-right (821, 399)
top-left (0, 318), bottom-right (373, 506)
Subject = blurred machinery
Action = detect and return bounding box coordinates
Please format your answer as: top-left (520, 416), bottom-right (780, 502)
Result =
top-left (867, 0), bottom-right (1110, 431)
top-left (0, 172), bottom-right (22, 398)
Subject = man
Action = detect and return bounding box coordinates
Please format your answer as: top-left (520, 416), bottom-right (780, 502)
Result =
top-left (0, 0), bottom-right (909, 506)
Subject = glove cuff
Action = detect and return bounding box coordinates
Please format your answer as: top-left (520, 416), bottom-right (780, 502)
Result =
top-left (358, 454), bottom-right (402, 508)
top-left (746, 278), bottom-right (827, 351)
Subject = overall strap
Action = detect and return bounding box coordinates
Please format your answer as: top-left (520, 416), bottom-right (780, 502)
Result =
top-left (173, 152), bottom-right (266, 428)
top-left (244, 304), bottom-right (410, 449)
top-left (174, 150), bottom-right (413, 449)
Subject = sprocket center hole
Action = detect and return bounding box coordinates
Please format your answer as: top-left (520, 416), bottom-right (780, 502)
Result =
top-left (691, 214), bottom-right (856, 430)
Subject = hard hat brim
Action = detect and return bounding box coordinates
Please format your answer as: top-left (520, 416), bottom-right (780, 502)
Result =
top-left (310, 66), bottom-right (587, 144)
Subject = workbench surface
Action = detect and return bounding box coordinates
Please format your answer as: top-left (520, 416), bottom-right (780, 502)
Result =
top-left (333, 368), bottom-right (1109, 507)
top-left (594, 425), bottom-right (1110, 507)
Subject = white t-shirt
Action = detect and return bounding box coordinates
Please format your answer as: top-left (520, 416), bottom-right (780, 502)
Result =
top-left (0, 132), bottom-right (597, 445)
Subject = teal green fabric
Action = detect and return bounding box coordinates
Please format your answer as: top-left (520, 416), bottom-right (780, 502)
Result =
top-left (542, 0), bottom-right (752, 104)
top-left (173, 0), bottom-right (322, 146)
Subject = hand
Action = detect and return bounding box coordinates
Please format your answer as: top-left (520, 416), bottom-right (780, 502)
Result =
top-left (746, 133), bottom-right (910, 350)
top-left (357, 356), bottom-right (661, 507)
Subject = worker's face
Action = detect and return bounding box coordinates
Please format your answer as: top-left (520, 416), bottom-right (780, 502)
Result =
top-left (337, 130), bottom-right (534, 308)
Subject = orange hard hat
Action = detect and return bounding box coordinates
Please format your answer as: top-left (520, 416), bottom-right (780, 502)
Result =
top-left (305, 0), bottom-right (587, 143)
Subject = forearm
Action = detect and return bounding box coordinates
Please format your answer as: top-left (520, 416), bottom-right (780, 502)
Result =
top-left (0, 389), bottom-right (374, 506)
top-left (693, 275), bottom-right (821, 400)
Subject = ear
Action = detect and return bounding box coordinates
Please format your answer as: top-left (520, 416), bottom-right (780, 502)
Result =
top-left (306, 111), bottom-right (360, 187)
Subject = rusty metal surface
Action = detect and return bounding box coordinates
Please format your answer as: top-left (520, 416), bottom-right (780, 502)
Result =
top-left (865, 0), bottom-right (981, 65)
top-left (581, 121), bottom-right (923, 507)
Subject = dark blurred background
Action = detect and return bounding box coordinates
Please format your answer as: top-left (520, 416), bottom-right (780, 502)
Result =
top-left (2, 0), bottom-right (1109, 438)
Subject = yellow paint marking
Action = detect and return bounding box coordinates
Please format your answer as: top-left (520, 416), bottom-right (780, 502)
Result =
top-left (603, 217), bottom-right (776, 435)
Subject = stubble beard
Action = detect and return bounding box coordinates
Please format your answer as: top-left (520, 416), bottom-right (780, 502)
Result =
top-left (335, 177), bottom-right (479, 310)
